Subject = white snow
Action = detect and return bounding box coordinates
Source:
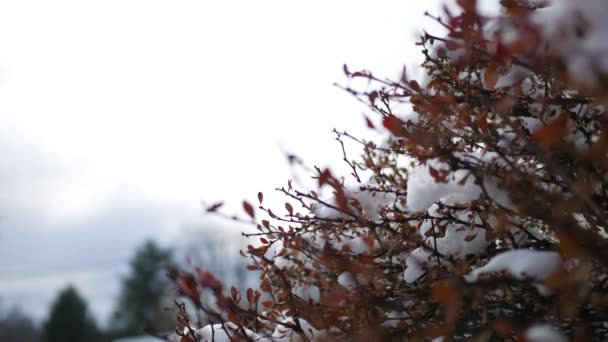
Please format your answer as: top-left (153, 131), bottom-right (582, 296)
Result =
top-left (338, 235), bottom-right (378, 254)
top-left (428, 40), bottom-right (466, 61)
top-left (382, 310), bottom-right (410, 328)
top-left (271, 318), bottom-right (325, 342)
top-left (113, 336), bottom-right (164, 342)
top-left (337, 271), bottom-right (357, 288)
top-left (404, 248), bottom-right (431, 283)
top-left (292, 284), bottom-right (321, 303)
top-left (465, 249), bottom-right (562, 282)
top-left (533, 0), bottom-right (608, 85)
top-left (406, 159), bottom-right (481, 212)
top-left (406, 151), bottom-right (513, 213)
top-left (516, 117), bottom-right (543, 134)
top-left (495, 65), bottom-right (531, 89)
top-left (192, 322), bottom-right (265, 342)
top-left (525, 324), bottom-right (568, 342)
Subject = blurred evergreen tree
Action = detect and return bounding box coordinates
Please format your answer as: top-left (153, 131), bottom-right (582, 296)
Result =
top-left (43, 286), bottom-right (104, 342)
top-left (111, 240), bottom-right (174, 337)
top-left (0, 305), bottom-right (40, 342)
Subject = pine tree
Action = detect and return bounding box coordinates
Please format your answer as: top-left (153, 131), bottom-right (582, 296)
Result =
top-left (111, 240), bottom-right (174, 337)
top-left (0, 305), bottom-right (40, 342)
top-left (43, 286), bottom-right (103, 342)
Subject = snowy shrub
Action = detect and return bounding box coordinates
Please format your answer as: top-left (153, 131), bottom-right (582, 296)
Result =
top-left (169, 1), bottom-right (608, 340)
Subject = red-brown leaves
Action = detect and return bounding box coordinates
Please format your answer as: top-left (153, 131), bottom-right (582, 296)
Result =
top-left (188, 1), bottom-right (608, 340)
top-left (532, 114), bottom-right (569, 146)
top-left (230, 286), bottom-right (241, 304)
top-left (432, 281), bottom-right (463, 330)
top-left (493, 40), bottom-right (509, 63)
top-left (316, 168), bottom-right (352, 214)
top-left (196, 268), bottom-right (223, 292)
top-left (484, 62), bottom-right (500, 90)
top-left (477, 110), bottom-right (489, 133)
top-left (177, 275), bottom-right (200, 304)
top-left (501, 0), bottom-right (535, 16)
top-left (382, 115), bottom-right (406, 137)
top-left (457, 0), bottom-right (476, 13)
top-left (318, 168), bottom-right (334, 187)
top-left (260, 279), bottom-right (272, 292)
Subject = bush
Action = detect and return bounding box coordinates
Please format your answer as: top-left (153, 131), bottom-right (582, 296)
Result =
top-left (171, 1), bottom-right (608, 340)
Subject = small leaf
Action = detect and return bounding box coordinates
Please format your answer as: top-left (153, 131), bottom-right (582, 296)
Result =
top-left (206, 201), bottom-right (224, 213)
top-left (400, 65), bottom-right (408, 83)
top-left (457, 173), bottom-right (471, 186)
top-left (260, 280), bottom-right (272, 292)
top-left (428, 165), bottom-right (445, 182)
top-left (335, 190), bottom-right (350, 212)
top-left (318, 169), bottom-right (333, 187)
top-left (262, 300), bottom-right (274, 308)
top-left (364, 115), bottom-right (375, 129)
top-left (247, 288), bottom-right (254, 304)
top-left (285, 202), bottom-right (294, 215)
top-left (362, 235), bottom-right (374, 249)
top-left (409, 80), bottom-right (421, 91)
top-left (478, 110), bottom-right (489, 133)
top-left (368, 90), bottom-right (379, 103)
top-left (230, 286), bottom-right (239, 301)
top-left (268, 209), bottom-right (277, 219)
top-left (258, 192), bottom-right (264, 204)
top-left (243, 200), bottom-right (255, 219)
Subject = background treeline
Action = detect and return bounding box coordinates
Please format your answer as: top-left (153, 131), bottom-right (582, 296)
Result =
top-left (0, 230), bottom-right (252, 342)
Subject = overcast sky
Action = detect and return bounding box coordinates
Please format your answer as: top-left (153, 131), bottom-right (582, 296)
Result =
top-left (0, 0), bottom-right (449, 326)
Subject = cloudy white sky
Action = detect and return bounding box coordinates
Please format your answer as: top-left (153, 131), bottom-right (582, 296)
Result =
top-left (0, 0), bottom-right (450, 326)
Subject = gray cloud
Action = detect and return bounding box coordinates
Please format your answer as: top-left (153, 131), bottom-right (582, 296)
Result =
top-left (0, 134), bottom-right (209, 325)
